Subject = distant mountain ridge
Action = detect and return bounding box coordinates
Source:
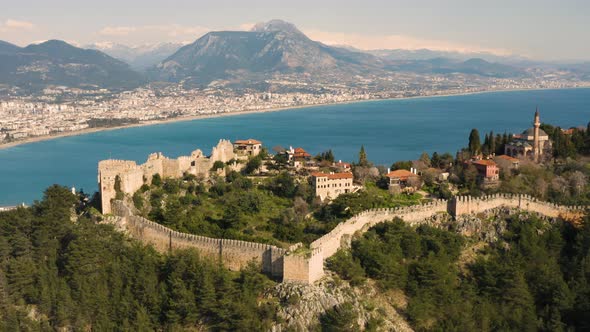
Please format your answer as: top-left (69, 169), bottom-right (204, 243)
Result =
top-left (0, 40), bottom-right (144, 90)
top-left (384, 57), bottom-right (526, 78)
top-left (368, 48), bottom-right (527, 63)
top-left (85, 42), bottom-right (184, 70)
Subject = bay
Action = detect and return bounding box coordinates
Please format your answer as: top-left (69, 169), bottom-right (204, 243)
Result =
top-left (1, 88), bottom-right (589, 206)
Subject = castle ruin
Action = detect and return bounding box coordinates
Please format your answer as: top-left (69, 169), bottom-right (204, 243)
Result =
top-left (98, 139), bottom-right (238, 214)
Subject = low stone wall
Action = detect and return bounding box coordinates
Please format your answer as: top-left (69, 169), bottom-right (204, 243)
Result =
top-left (110, 201), bottom-right (285, 278)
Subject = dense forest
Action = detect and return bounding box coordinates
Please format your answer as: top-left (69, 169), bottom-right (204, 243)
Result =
top-left (0, 185), bottom-right (278, 331)
top-left (328, 215), bottom-right (590, 331)
top-left (3, 186), bottom-right (590, 331)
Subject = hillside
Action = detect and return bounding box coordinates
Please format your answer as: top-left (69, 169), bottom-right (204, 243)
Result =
top-left (2, 185), bottom-right (589, 331)
top-left (0, 40), bottom-right (144, 90)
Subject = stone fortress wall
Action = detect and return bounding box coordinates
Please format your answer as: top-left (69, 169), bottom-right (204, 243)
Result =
top-left (110, 201), bottom-right (286, 279)
top-left (107, 194), bottom-right (585, 284)
top-left (99, 139), bottom-right (238, 214)
top-left (303, 193), bottom-right (586, 283)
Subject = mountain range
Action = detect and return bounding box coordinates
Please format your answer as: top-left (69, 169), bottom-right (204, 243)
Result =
top-left (85, 42), bottom-right (184, 70)
top-left (0, 40), bottom-right (144, 90)
top-left (0, 19), bottom-right (586, 91)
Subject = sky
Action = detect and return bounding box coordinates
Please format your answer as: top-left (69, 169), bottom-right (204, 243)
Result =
top-left (1, 0), bottom-right (589, 61)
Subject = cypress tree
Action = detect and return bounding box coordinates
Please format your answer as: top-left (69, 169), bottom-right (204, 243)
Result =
top-left (489, 131), bottom-right (496, 154)
top-left (495, 134), bottom-right (503, 155)
top-left (502, 132), bottom-right (509, 146)
top-left (468, 129), bottom-right (482, 156)
top-left (358, 146), bottom-right (368, 166)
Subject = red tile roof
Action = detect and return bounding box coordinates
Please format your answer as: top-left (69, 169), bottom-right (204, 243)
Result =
top-left (234, 139), bottom-right (262, 145)
top-left (386, 169), bottom-right (417, 180)
top-left (495, 155), bottom-right (519, 163)
top-left (293, 147), bottom-right (311, 158)
top-left (472, 159), bottom-right (497, 167)
top-left (311, 172), bottom-right (353, 180)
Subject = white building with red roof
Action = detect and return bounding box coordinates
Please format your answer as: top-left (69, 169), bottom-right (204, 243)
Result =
top-left (385, 169), bottom-right (420, 193)
top-left (311, 171), bottom-right (354, 200)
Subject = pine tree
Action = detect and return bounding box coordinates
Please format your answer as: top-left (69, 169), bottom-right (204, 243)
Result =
top-left (419, 152), bottom-right (431, 167)
top-left (197, 270), bottom-right (216, 318)
top-left (326, 149), bottom-right (334, 163)
top-left (431, 152), bottom-right (440, 169)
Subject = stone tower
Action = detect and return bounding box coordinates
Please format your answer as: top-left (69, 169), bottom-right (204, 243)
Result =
top-left (533, 107), bottom-right (541, 162)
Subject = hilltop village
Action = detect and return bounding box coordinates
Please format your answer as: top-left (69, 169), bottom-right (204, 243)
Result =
top-left (99, 109), bottom-right (583, 215)
top-left (96, 110), bottom-right (589, 284)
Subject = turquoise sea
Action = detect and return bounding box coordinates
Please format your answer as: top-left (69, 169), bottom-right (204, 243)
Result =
top-left (1, 88), bottom-right (589, 206)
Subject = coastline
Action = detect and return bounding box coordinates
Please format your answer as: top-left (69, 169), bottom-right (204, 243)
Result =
top-left (2, 86), bottom-right (588, 151)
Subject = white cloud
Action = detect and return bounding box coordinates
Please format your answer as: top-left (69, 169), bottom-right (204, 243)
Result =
top-left (93, 22), bottom-right (512, 56)
top-left (0, 19), bottom-right (35, 32)
top-left (99, 26), bottom-right (137, 36)
top-left (303, 29), bottom-right (512, 56)
top-left (98, 24), bottom-right (210, 40)
top-left (238, 22), bottom-right (256, 31)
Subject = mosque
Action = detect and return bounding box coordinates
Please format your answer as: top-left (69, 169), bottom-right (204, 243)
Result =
top-left (504, 109), bottom-right (552, 162)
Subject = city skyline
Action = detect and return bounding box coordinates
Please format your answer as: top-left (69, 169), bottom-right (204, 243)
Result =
top-left (1, 0), bottom-right (589, 61)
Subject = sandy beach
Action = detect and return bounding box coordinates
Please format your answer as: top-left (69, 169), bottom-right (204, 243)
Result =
top-left (1, 86), bottom-right (588, 151)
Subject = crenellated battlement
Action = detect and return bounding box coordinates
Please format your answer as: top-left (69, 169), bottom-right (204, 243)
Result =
top-left (107, 194), bottom-right (586, 285)
top-left (450, 193), bottom-right (586, 219)
top-left (109, 200), bottom-right (285, 278)
top-left (306, 194), bottom-right (585, 283)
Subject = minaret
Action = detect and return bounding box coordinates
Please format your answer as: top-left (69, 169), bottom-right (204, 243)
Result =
top-left (533, 107), bottom-right (540, 162)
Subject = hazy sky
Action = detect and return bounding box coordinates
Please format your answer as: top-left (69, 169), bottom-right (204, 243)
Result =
top-left (1, 0), bottom-right (588, 61)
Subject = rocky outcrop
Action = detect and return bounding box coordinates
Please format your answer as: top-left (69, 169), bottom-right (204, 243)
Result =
top-left (267, 275), bottom-right (413, 331)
